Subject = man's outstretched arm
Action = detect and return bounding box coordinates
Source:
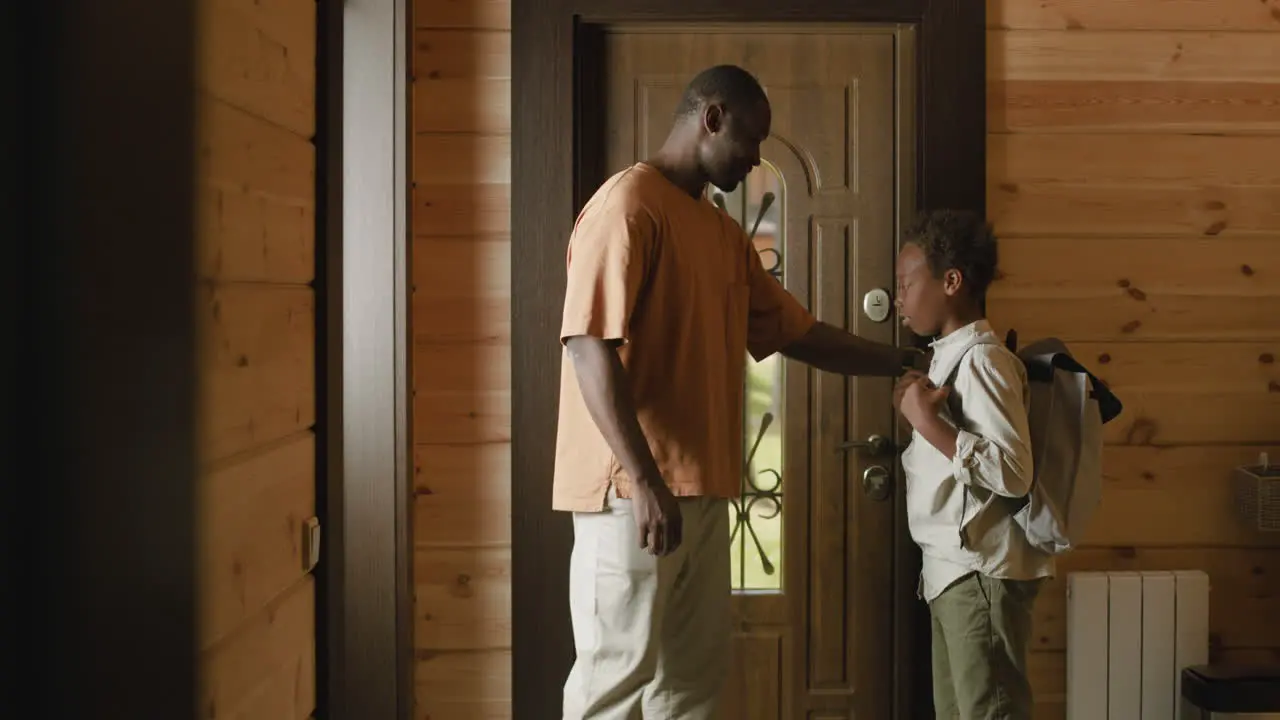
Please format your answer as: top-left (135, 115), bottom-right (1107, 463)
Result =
top-left (781, 321), bottom-right (927, 377)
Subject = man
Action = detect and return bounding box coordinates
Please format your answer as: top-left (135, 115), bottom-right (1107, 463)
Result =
top-left (555, 64), bottom-right (927, 719)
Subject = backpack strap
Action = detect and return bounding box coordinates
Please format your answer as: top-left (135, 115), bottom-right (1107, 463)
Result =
top-left (1016, 337), bottom-right (1124, 424)
top-left (934, 334), bottom-right (1001, 388)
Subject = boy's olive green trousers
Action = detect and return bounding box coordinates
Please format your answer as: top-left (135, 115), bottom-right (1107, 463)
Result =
top-left (929, 573), bottom-right (1043, 720)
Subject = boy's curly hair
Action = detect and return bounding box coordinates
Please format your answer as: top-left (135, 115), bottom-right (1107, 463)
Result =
top-left (904, 209), bottom-right (999, 300)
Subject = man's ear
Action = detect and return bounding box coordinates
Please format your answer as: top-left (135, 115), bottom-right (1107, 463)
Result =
top-left (703, 103), bottom-right (725, 134)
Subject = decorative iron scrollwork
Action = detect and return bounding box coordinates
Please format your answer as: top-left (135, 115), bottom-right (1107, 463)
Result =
top-left (730, 411), bottom-right (782, 578)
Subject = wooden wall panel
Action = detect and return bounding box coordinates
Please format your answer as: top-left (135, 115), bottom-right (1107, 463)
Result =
top-left (987, 0), bottom-right (1280, 31)
top-left (200, 435), bottom-right (317, 646)
top-left (416, 0), bottom-right (511, 30)
top-left (198, 0), bottom-right (316, 137)
top-left (990, 182), bottom-right (1280, 239)
top-left (413, 183), bottom-right (511, 235)
top-left (988, 3), bottom-right (1280, 717)
top-left (415, 650), bottom-right (513, 718)
top-left (989, 31), bottom-right (1280, 83)
top-left (412, 0), bottom-right (513, 717)
top-left (414, 444), bottom-right (511, 546)
top-left (1088, 444), bottom-right (1280, 547)
top-left (196, 0), bottom-right (317, 716)
top-left (988, 24), bottom-right (1280, 133)
top-left (992, 134), bottom-right (1280, 186)
top-left (199, 284), bottom-right (316, 460)
top-left (408, 2), bottom-right (1280, 719)
top-left (200, 577), bottom-right (317, 719)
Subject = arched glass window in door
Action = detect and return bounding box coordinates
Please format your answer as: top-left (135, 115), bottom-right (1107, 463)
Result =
top-left (712, 160), bottom-right (786, 592)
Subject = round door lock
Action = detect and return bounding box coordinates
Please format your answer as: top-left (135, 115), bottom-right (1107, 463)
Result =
top-left (863, 288), bottom-right (892, 323)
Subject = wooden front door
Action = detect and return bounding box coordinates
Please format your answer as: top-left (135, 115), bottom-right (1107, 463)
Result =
top-left (600, 24), bottom-right (911, 719)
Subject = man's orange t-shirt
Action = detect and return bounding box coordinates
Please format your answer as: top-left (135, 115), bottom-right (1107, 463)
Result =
top-left (553, 163), bottom-right (816, 512)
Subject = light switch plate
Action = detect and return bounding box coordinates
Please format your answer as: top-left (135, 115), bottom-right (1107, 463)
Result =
top-left (302, 516), bottom-right (321, 573)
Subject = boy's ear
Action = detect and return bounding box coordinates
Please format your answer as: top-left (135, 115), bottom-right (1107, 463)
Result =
top-left (942, 268), bottom-right (964, 296)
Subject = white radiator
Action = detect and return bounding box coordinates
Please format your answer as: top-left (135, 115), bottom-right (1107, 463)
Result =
top-left (1067, 570), bottom-right (1210, 720)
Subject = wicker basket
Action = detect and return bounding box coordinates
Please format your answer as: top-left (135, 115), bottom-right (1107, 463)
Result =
top-left (1234, 452), bottom-right (1280, 532)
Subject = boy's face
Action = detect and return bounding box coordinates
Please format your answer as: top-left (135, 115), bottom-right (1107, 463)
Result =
top-left (895, 242), bottom-right (957, 337)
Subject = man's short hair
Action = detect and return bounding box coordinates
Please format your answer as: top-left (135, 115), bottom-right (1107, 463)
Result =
top-left (674, 65), bottom-right (768, 120)
top-left (904, 209), bottom-right (999, 300)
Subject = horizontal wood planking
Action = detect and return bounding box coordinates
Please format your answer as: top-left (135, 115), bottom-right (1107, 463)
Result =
top-left (414, 390), bottom-right (509, 445)
top-left (412, 235), bottom-right (511, 344)
top-left (200, 575), bottom-right (316, 720)
top-left (989, 236), bottom-right (1280, 339)
top-left (1029, 548), bottom-right (1280, 653)
top-left (416, 343), bottom-right (511, 392)
top-left (989, 30), bottom-right (1280, 83)
top-left (415, 79), bottom-right (511, 134)
top-left (1063, 342), bottom-right (1280, 392)
top-left (415, 443), bottom-right (512, 547)
top-left (195, 0), bottom-right (317, 715)
top-left (412, 28), bottom-right (510, 133)
top-left (990, 294), bottom-right (1280, 342)
top-left (987, 0), bottom-right (1280, 31)
top-left (197, 184), bottom-right (315, 283)
top-left (988, 134), bottom-right (1280, 237)
top-left (414, 29), bottom-right (510, 78)
top-left (413, 183), bottom-right (511, 235)
top-left (991, 134), bottom-right (1280, 186)
top-left (1099, 392), bottom-right (1280, 445)
top-left (995, 238), bottom-right (1279, 298)
top-left (989, 182), bottom-right (1280, 238)
top-left (411, 8), bottom-right (513, 718)
top-left (197, 97), bottom-right (315, 283)
top-left (990, 80), bottom-right (1280, 134)
top-left (414, 134), bottom-right (511, 186)
top-left (199, 0), bottom-right (317, 138)
top-left (412, 296), bottom-right (510, 347)
top-left (199, 283), bottom-right (316, 462)
top-left (1089, 445), bottom-right (1280, 546)
top-left (199, 97), bottom-right (316, 202)
top-left (415, 650), bottom-right (512, 720)
top-left (200, 434), bottom-right (317, 648)
top-left (415, 548), bottom-right (512, 650)
top-left (412, 648), bottom-right (506, 696)
top-left (414, 0), bottom-right (510, 29)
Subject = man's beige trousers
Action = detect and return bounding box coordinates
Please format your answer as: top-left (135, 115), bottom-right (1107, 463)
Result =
top-left (562, 490), bottom-right (732, 720)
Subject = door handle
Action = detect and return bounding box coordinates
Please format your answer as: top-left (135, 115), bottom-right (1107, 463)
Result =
top-left (836, 434), bottom-right (895, 456)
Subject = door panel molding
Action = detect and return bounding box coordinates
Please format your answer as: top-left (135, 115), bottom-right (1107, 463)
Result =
top-left (513, 3), bottom-right (985, 718)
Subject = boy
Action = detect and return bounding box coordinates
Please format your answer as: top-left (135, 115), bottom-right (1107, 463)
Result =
top-left (893, 210), bottom-right (1052, 720)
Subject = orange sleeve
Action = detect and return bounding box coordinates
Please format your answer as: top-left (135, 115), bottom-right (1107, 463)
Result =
top-left (745, 240), bottom-right (816, 361)
top-left (559, 195), bottom-right (654, 345)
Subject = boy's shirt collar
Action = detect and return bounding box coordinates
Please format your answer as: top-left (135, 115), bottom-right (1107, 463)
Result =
top-left (928, 318), bottom-right (994, 353)
top-left (926, 319), bottom-right (995, 377)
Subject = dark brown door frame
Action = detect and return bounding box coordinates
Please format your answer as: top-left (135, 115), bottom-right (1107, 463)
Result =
top-left (512, 2), bottom-right (985, 718)
top-left (316, 0), bottom-right (415, 718)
